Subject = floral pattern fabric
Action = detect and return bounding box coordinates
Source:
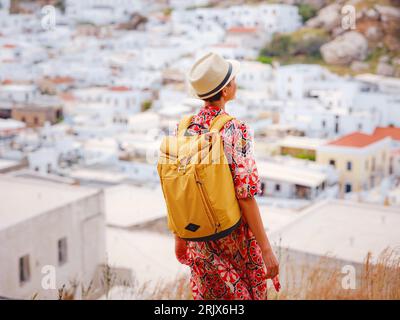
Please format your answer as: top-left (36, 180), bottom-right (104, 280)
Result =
top-left (173, 105), bottom-right (268, 300)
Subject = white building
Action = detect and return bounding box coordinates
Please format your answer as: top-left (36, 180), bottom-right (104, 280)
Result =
top-left (81, 138), bottom-right (119, 166)
top-left (0, 84), bottom-right (38, 104)
top-left (0, 0), bottom-right (10, 13)
top-left (27, 148), bottom-right (59, 174)
top-left (65, 0), bottom-right (146, 25)
top-left (202, 43), bottom-right (258, 60)
top-left (171, 4), bottom-right (301, 36)
top-left (280, 100), bottom-right (379, 138)
top-left (0, 176), bottom-right (106, 299)
top-left (72, 86), bottom-right (151, 115)
top-left (0, 119), bottom-right (26, 141)
top-left (256, 159), bottom-right (330, 200)
top-left (236, 61), bottom-right (273, 91)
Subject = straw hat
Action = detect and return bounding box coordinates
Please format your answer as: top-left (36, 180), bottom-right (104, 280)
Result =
top-left (188, 52), bottom-right (241, 100)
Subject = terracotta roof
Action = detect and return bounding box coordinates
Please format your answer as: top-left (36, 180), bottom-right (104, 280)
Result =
top-left (3, 44), bottom-right (16, 49)
top-left (373, 127), bottom-right (400, 141)
top-left (50, 76), bottom-right (75, 84)
top-left (328, 132), bottom-right (386, 148)
top-left (212, 43), bottom-right (238, 48)
top-left (109, 86), bottom-right (131, 92)
top-left (59, 92), bottom-right (76, 101)
top-left (227, 27), bottom-right (258, 33)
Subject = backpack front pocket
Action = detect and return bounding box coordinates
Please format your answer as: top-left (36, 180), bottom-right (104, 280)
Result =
top-left (160, 171), bottom-right (217, 239)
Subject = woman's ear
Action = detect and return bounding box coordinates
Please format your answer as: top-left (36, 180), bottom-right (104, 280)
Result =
top-left (221, 87), bottom-right (228, 98)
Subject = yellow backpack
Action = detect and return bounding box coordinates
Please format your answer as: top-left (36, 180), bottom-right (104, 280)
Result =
top-left (157, 113), bottom-right (242, 241)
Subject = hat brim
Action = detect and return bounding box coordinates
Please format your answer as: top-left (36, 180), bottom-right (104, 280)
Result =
top-left (188, 59), bottom-right (241, 100)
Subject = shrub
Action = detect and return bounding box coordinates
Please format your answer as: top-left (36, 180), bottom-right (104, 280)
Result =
top-left (141, 100), bottom-right (152, 112)
top-left (261, 28), bottom-right (329, 60)
top-left (257, 55), bottom-right (274, 65)
top-left (298, 3), bottom-right (317, 23)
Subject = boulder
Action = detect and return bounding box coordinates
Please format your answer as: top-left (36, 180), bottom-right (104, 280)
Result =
top-left (375, 5), bottom-right (400, 22)
top-left (364, 25), bottom-right (384, 41)
top-left (306, 3), bottom-right (341, 31)
top-left (377, 62), bottom-right (395, 77)
top-left (320, 31), bottom-right (368, 65)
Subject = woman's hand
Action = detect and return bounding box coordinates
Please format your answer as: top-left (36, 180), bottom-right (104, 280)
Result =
top-left (262, 248), bottom-right (279, 279)
top-left (174, 235), bottom-right (188, 263)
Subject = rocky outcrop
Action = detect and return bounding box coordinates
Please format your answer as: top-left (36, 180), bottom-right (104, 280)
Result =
top-left (377, 56), bottom-right (396, 76)
top-left (320, 31), bottom-right (368, 65)
top-left (306, 3), bottom-right (341, 31)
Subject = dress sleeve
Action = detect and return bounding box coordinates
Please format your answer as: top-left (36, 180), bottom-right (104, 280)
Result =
top-left (223, 120), bottom-right (262, 199)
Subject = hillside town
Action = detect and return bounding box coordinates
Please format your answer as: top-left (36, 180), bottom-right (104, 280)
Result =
top-left (0, 0), bottom-right (399, 299)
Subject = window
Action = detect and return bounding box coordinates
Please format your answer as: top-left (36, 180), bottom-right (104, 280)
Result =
top-left (345, 183), bottom-right (352, 193)
top-left (329, 159), bottom-right (336, 167)
top-left (58, 237), bottom-right (68, 265)
top-left (322, 120), bottom-right (326, 128)
top-left (335, 115), bottom-right (339, 134)
top-left (347, 161), bottom-right (352, 171)
top-left (372, 157), bottom-right (376, 171)
top-left (275, 184), bottom-right (280, 192)
top-left (365, 160), bottom-right (369, 170)
top-left (19, 255), bottom-right (30, 284)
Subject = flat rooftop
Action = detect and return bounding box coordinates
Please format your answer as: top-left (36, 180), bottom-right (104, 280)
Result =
top-left (271, 200), bottom-right (400, 264)
top-left (257, 160), bottom-right (327, 187)
top-left (106, 229), bottom-right (188, 290)
top-left (0, 159), bottom-right (20, 171)
top-left (278, 136), bottom-right (328, 150)
top-left (104, 184), bottom-right (167, 227)
top-left (0, 175), bottom-right (100, 230)
top-left (258, 204), bottom-right (303, 234)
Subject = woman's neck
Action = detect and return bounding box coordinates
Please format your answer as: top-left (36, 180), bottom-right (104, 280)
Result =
top-left (204, 100), bottom-right (225, 110)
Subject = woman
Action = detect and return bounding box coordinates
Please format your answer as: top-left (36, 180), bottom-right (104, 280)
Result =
top-left (174, 52), bottom-right (279, 300)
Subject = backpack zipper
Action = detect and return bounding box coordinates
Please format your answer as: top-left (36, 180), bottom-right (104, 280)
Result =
top-left (194, 171), bottom-right (220, 233)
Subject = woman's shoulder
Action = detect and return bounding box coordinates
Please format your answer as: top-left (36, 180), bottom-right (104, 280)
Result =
top-left (222, 116), bottom-right (251, 138)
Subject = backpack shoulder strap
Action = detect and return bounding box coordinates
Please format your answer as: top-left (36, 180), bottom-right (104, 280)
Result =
top-left (209, 114), bottom-right (235, 133)
top-left (177, 115), bottom-right (194, 137)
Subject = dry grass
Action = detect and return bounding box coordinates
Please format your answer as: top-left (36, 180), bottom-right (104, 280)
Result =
top-left (54, 248), bottom-right (400, 300)
top-left (152, 248), bottom-right (400, 300)
top-left (269, 248), bottom-right (400, 300)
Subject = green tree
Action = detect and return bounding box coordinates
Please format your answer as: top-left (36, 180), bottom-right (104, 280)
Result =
top-left (141, 100), bottom-right (152, 112)
top-left (257, 55), bottom-right (274, 65)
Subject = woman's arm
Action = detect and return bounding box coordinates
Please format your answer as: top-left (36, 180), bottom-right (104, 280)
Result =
top-left (238, 197), bottom-right (279, 279)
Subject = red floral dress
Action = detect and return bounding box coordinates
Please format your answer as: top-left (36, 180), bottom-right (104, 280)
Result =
top-left (173, 105), bottom-right (268, 300)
